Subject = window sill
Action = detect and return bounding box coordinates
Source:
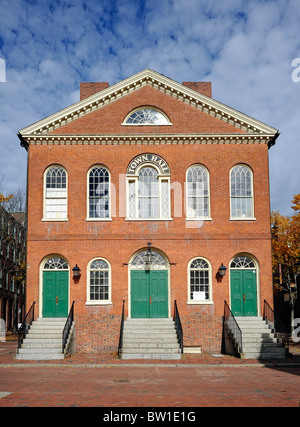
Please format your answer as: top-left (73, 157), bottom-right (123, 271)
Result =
top-left (187, 301), bottom-right (214, 305)
top-left (230, 217), bottom-right (256, 221)
top-left (85, 301), bottom-right (112, 306)
top-left (186, 218), bottom-right (212, 221)
top-left (86, 218), bottom-right (112, 221)
top-left (125, 218), bottom-right (173, 221)
top-left (42, 218), bottom-right (69, 222)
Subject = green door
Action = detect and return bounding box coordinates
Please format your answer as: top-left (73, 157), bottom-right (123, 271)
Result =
top-left (131, 270), bottom-right (168, 318)
top-left (231, 269), bottom-right (257, 317)
top-left (43, 271), bottom-right (69, 318)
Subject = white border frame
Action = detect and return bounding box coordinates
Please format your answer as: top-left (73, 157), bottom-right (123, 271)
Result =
top-left (86, 257), bottom-right (112, 306)
top-left (187, 257), bottom-right (213, 305)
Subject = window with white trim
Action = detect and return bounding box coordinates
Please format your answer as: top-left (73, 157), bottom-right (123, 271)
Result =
top-left (87, 259), bottom-right (111, 304)
top-left (188, 258), bottom-right (212, 303)
top-left (88, 166), bottom-right (110, 219)
top-left (186, 165), bottom-right (210, 219)
top-left (123, 107), bottom-right (170, 125)
top-left (44, 166), bottom-right (67, 220)
top-left (230, 165), bottom-right (254, 219)
top-left (127, 165), bottom-right (170, 219)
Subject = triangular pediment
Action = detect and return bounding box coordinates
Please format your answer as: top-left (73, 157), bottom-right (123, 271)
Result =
top-left (19, 68), bottom-right (278, 138)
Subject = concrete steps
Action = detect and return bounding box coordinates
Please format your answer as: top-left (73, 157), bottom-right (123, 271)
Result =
top-left (120, 318), bottom-right (182, 360)
top-left (225, 316), bottom-right (287, 360)
top-left (15, 318), bottom-right (67, 360)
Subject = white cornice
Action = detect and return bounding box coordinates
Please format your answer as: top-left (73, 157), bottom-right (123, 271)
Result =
top-left (20, 133), bottom-right (276, 147)
top-left (19, 68), bottom-right (278, 137)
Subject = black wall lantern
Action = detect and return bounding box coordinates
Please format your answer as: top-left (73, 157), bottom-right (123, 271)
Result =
top-left (72, 264), bottom-right (81, 278)
top-left (146, 242), bottom-right (153, 266)
top-left (218, 263), bottom-right (227, 277)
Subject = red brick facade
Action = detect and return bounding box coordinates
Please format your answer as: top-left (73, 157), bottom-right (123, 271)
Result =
top-left (20, 69), bottom-right (278, 354)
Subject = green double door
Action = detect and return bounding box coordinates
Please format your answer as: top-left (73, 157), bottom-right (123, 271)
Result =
top-left (131, 270), bottom-right (168, 318)
top-left (43, 271), bottom-right (69, 318)
top-left (230, 269), bottom-right (258, 317)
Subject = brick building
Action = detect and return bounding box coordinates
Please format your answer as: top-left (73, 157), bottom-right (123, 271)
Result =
top-left (18, 69), bottom-right (279, 355)
top-left (0, 206), bottom-right (26, 333)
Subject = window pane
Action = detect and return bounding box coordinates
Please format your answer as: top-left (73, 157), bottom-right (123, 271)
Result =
top-left (45, 167), bottom-right (67, 219)
top-left (187, 166), bottom-right (209, 218)
top-left (190, 259), bottom-right (210, 301)
top-left (88, 167), bottom-right (110, 218)
top-left (231, 166), bottom-right (253, 218)
top-left (125, 108), bottom-right (169, 125)
top-left (89, 262), bottom-right (109, 301)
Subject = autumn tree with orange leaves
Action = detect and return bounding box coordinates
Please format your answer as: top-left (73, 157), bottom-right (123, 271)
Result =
top-left (271, 194), bottom-right (300, 328)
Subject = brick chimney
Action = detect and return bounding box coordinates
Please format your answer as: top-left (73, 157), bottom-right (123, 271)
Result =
top-left (182, 82), bottom-right (212, 98)
top-left (80, 82), bottom-right (109, 100)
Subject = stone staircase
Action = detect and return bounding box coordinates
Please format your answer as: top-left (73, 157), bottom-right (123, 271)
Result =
top-left (120, 318), bottom-right (182, 360)
top-left (225, 316), bottom-right (287, 360)
top-left (15, 318), bottom-right (69, 360)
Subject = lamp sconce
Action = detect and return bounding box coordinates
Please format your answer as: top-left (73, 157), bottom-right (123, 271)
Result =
top-left (72, 264), bottom-right (81, 279)
top-left (218, 264), bottom-right (227, 277)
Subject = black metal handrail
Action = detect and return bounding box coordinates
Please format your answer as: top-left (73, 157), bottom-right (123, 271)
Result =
top-left (17, 301), bottom-right (35, 351)
top-left (174, 300), bottom-right (183, 353)
top-left (62, 301), bottom-right (75, 353)
top-left (224, 301), bottom-right (242, 353)
top-left (263, 300), bottom-right (290, 356)
top-left (118, 300), bottom-right (125, 357)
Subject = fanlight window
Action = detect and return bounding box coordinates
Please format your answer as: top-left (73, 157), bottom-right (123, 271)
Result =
top-left (89, 259), bottom-right (110, 302)
top-left (230, 256), bottom-right (256, 269)
top-left (131, 251), bottom-right (168, 269)
top-left (189, 258), bottom-right (211, 302)
top-left (44, 257), bottom-right (68, 270)
top-left (124, 108), bottom-right (170, 125)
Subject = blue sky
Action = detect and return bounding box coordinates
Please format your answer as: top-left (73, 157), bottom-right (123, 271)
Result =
top-left (0, 0), bottom-right (299, 214)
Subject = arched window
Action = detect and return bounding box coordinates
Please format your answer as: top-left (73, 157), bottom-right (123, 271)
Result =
top-left (44, 166), bottom-right (67, 220)
top-left (186, 165), bottom-right (210, 219)
top-left (88, 166), bottom-right (110, 219)
top-left (44, 257), bottom-right (68, 270)
top-left (188, 258), bottom-right (212, 303)
top-left (230, 165), bottom-right (254, 219)
top-left (230, 255), bottom-right (256, 269)
top-left (131, 250), bottom-right (168, 270)
top-left (123, 107), bottom-right (170, 125)
top-left (87, 258), bottom-right (111, 304)
top-left (127, 162), bottom-right (170, 220)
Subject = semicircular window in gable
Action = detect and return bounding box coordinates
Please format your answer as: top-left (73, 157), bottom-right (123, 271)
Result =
top-left (124, 108), bottom-right (170, 125)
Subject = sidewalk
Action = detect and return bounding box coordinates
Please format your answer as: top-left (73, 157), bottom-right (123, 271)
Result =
top-left (1, 335), bottom-right (300, 367)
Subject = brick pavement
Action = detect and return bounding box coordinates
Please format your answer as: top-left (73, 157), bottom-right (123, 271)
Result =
top-left (0, 337), bottom-right (299, 408)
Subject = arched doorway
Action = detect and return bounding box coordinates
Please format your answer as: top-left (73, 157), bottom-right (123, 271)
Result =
top-left (230, 254), bottom-right (258, 317)
top-left (129, 249), bottom-right (169, 319)
top-left (41, 256), bottom-right (69, 318)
